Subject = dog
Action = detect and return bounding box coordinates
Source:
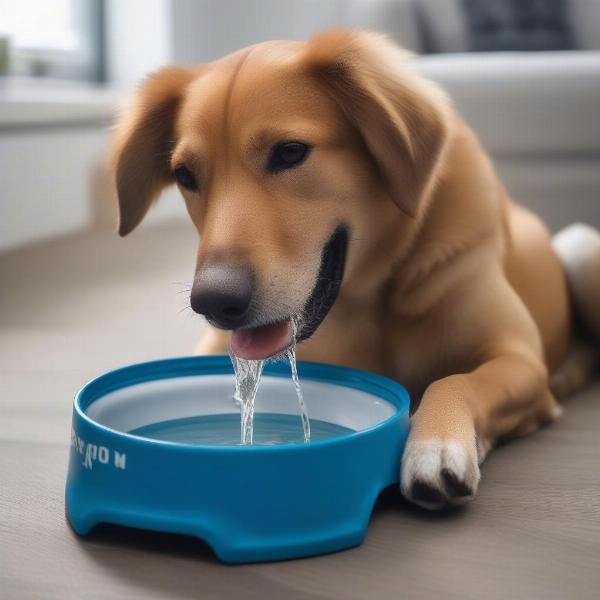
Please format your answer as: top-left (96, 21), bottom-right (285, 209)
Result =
top-left (110, 30), bottom-right (600, 510)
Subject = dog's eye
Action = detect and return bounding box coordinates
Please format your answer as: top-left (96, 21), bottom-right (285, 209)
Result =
top-left (173, 165), bottom-right (198, 191)
top-left (267, 142), bottom-right (311, 173)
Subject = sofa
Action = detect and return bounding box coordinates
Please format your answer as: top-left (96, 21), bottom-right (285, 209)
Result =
top-left (345, 0), bottom-right (600, 231)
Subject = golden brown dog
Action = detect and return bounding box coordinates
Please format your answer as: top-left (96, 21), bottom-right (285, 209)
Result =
top-left (111, 30), bottom-right (600, 509)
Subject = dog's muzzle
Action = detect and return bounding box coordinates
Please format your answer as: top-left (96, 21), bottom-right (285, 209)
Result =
top-left (191, 225), bottom-right (349, 360)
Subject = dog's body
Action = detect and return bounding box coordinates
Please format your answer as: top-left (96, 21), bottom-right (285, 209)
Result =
top-left (112, 30), bottom-right (600, 509)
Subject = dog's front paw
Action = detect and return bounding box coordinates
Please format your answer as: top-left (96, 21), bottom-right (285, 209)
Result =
top-left (400, 439), bottom-right (480, 510)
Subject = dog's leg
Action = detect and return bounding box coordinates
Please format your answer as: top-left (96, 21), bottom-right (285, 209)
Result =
top-left (194, 326), bottom-right (230, 355)
top-left (401, 351), bottom-right (560, 510)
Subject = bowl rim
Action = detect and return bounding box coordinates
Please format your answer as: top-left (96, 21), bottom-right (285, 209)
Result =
top-left (74, 355), bottom-right (410, 452)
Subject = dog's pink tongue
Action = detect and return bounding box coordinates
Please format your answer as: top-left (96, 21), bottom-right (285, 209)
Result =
top-left (230, 319), bottom-right (293, 360)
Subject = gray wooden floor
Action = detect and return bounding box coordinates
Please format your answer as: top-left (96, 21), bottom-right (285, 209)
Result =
top-left (1, 222), bottom-right (599, 600)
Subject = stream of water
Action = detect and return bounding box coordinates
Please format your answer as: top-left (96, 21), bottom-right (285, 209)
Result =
top-left (230, 318), bottom-right (311, 445)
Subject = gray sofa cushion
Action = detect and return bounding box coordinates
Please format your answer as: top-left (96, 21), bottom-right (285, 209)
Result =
top-left (411, 50), bottom-right (600, 155)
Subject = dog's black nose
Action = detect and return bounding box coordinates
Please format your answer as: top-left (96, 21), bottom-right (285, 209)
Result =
top-left (190, 264), bottom-right (254, 328)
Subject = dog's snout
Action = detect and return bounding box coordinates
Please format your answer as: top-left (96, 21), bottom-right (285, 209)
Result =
top-left (191, 264), bottom-right (254, 328)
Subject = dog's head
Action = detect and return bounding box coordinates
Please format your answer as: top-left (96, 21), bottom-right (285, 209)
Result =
top-left (110, 30), bottom-right (450, 359)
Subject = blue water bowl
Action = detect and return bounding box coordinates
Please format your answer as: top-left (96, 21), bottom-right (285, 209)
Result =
top-left (66, 356), bottom-right (410, 563)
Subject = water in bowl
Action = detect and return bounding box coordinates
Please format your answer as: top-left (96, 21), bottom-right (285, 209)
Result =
top-left (129, 413), bottom-right (353, 446)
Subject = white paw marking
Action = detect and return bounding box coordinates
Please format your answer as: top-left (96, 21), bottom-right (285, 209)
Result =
top-left (401, 439), bottom-right (481, 510)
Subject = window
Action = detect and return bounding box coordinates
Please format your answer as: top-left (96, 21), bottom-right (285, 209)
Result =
top-left (0, 0), bottom-right (104, 81)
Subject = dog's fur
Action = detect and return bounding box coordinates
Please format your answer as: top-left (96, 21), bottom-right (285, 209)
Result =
top-left (111, 30), bottom-right (600, 509)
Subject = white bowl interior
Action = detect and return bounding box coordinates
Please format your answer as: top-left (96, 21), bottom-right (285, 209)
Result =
top-left (85, 374), bottom-right (397, 434)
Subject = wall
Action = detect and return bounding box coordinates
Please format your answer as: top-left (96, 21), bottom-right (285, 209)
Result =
top-left (104, 0), bottom-right (172, 89)
top-left (170, 0), bottom-right (420, 64)
top-left (0, 126), bottom-right (109, 251)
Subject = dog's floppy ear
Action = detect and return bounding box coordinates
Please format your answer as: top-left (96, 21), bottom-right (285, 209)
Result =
top-left (109, 66), bottom-right (195, 236)
top-left (304, 30), bottom-right (451, 217)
